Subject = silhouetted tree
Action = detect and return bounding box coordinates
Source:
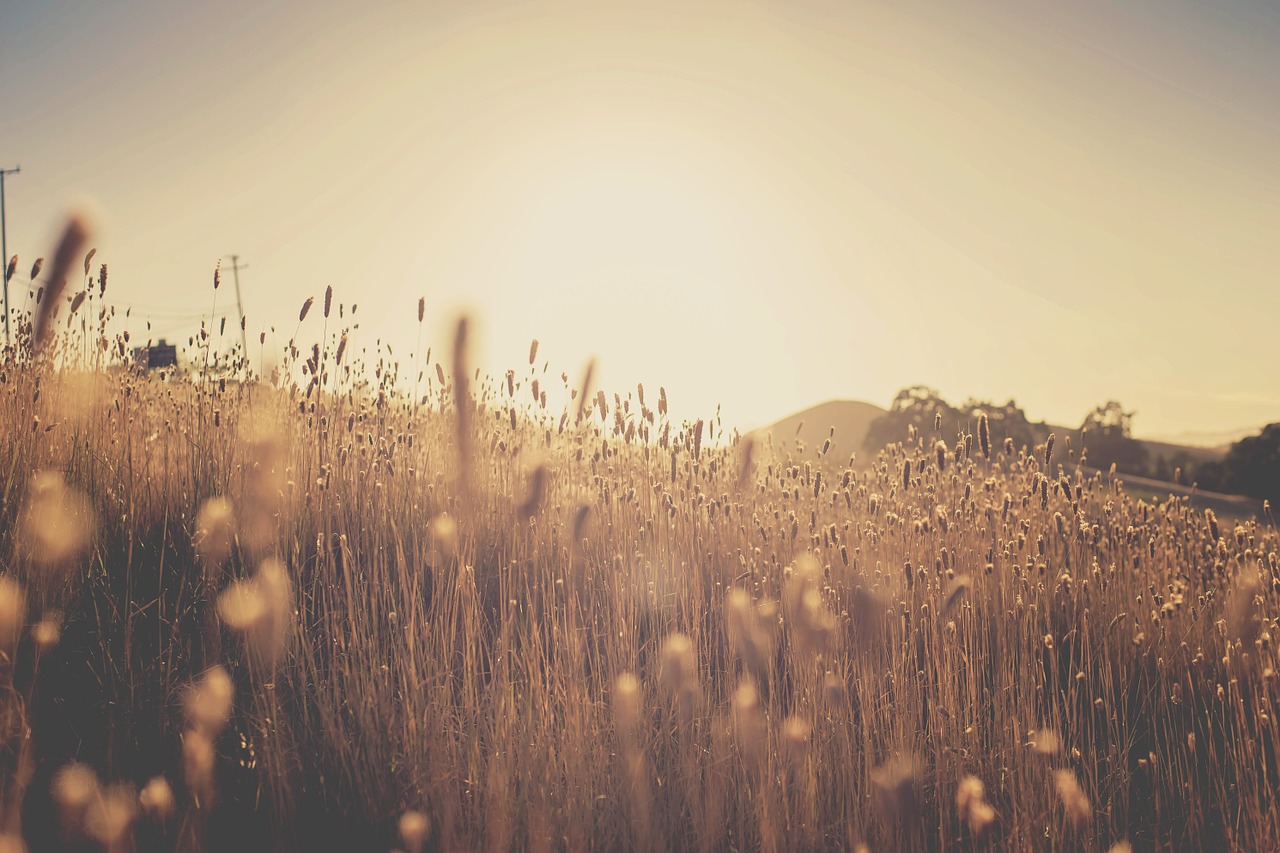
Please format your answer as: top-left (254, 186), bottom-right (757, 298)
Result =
top-left (1192, 458), bottom-right (1227, 493)
top-left (864, 387), bottom-right (1046, 456)
top-left (863, 386), bottom-right (953, 451)
top-left (1083, 401), bottom-right (1134, 439)
top-left (957, 397), bottom-right (1045, 456)
top-left (1080, 401), bottom-right (1148, 475)
top-left (1221, 424), bottom-right (1280, 504)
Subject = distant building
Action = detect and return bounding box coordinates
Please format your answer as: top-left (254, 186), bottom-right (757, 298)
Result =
top-left (131, 339), bottom-right (177, 369)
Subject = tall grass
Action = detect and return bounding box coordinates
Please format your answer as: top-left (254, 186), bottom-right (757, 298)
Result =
top-left (0, 234), bottom-right (1277, 851)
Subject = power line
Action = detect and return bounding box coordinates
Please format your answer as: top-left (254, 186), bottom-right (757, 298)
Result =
top-left (10, 280), bottom-right (233, 319)
top-left (107, 301), bottom-right (235, 318)
top-left (224, 254), bottom-right (249, 353)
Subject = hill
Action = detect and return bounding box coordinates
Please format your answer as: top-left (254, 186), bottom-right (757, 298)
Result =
top-left (755, 399), bottom-right (886, 463)
top-left (1091, 467), bottom-right (1264, 522)
top-left (761, 398), bottom-right (1251, 505)
top-left (1035, 423), bottom-right (1227, 468)
top-left (1137, 436), bottom-right (1227, 466)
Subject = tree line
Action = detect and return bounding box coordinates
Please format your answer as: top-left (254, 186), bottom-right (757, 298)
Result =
top-left (864, 386), bottom-right (1278, 504)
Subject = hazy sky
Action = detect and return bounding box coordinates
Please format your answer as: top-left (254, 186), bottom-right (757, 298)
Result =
top-left (2, 0), bottom-right (1277, 441)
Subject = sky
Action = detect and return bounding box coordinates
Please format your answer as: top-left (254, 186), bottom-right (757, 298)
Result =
top-left (1, 0), bottom-right (1277, 443)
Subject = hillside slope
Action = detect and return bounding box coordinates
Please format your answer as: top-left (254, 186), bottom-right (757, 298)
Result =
top-left (756, 399), bottom-right (886, 463)
top-left (761, 400), bottom-right (1251, 508)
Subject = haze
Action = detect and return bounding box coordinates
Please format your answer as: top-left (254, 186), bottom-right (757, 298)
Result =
top-left (2, 0), bottom-right (1277, 440)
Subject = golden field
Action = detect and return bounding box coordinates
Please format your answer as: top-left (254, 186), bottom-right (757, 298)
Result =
top-left (0, 247), bottom-right (1277, 852)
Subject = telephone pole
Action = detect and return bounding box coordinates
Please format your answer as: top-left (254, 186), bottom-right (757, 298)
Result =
top-left (224, 254), bottom-right (249, 354)
top-left (1, 165), bottom-right (20, 346)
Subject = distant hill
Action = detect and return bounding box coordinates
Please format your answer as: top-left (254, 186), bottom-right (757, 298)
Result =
top-left (756, 399), bottom-right (886, 463)
top-left (1135, 438), bottom-right (1226, 466)
top-left (758, 395), bottom-right (1264, 517)
top-left (1090, 467), bottom-right (1263, 523)
top-left (1140, 428), bottom-right (1257, 449)
top-left (1037, 424), bottom-right (1228, 475)
top-left (760, 399), bottom-right (1235, 485)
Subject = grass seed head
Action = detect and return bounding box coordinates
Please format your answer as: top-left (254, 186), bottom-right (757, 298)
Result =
top-left (219, 559), bottom-right (293, 668)
top-left (429, 513), bottom-right (458, 562)
top-left (780, 715), bottom-right (811, 768)
top-left (612, 673), bottom-right (643, 739)
top-left (871, 754), bottom-right (920, 822)
top-left (399, 810), bottom-right (431, 853)
top-left (732, 679), bottom-right (767, 770)
top-left (139, 776), bottom-right (175, 820)
top-left (659, 633), bottom-right (699, 721)
top-left (183, 729), bottom-right (217, 808)
top-left (0, 578), bottom-right (25, 657)
top-left (32, 212), bottom-right (91, 352)
top-left (1031, 728), bottom-right (1061, 755)
top-left (20, 471), bottom-right (94, 569)
top-left (822, 671), bottom-right (847, 706)
top-left (956, 775), bottom-right (995, 835)
top-left (1054, 769), bottom-right (1092, 827)
top-left (195, 496), bottom-right (236, 574)
top-left (185, 665), bottom-right (235, 736)
top-left (518, 462), bottom-right (548, 520)
top-left (32, 611), bottom-right (62, 652)
top-left (51, 763), bottom-right (99, 835)
top-left (86, 783), bottom-right (138, 848)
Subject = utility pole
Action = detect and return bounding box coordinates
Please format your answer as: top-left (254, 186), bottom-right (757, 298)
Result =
top-left (1, 165), bottom-right (20, 346)
top-left (224, 254), bottom-right (249, 355)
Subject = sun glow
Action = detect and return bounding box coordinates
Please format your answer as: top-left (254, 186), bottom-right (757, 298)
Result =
top-left (385, 117), bottom-right (859, 429)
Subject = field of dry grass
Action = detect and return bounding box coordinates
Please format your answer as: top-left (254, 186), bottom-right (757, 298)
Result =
top-left (1, 236), bottom-right (1278, 851)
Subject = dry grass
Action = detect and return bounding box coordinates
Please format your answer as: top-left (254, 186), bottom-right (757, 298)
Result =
top-left (0, 241), bottom-right (1278, 851)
